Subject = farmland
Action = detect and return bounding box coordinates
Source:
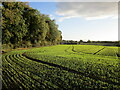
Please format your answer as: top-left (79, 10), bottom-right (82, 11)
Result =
top-left (2, 45), bottom-right (120, 89)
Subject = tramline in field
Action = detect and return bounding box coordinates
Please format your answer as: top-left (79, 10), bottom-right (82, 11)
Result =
top-left (2, 45), bottom-right (120, 89)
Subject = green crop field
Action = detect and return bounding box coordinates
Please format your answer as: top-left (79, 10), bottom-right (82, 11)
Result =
top-left (2, 45), bottom-right (120, 89)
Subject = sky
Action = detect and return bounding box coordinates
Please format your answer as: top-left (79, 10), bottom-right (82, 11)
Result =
top-left (20, 1), bottom-right (118, 41)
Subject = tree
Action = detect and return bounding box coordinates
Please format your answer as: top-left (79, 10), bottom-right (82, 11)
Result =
top-left (2, 2), bottom-right (27, 44)
top-left (79, 40), bottom-right (83, 44)
top-left (87, 40), bottom-right (91, 43)
top-left (2, 2), bottom-right (62, 48)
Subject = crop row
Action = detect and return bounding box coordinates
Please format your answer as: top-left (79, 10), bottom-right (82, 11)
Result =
top-left (2, 45), bottom-right (120, 89)
top-left (72, 45), bottom-right (119, 57)
top-left (25, 45), bottom-right (119, 86)
top-left (73, 45), bottom-right (104, 54)
top-left (97, 47), bottom-right (119, 56)
top-left (3, 52), bottom-right (119, 89)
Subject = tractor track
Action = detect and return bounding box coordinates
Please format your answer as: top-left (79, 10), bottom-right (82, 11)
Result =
top-left (93, 47), bottom-right (105, 55)
top-left (22, 53), bottom-right (120, 86)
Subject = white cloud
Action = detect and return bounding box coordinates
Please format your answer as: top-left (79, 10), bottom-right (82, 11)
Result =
top-left (49, 14), bottom-right (55, 20)
top-left (58, 16), bottom-right (78, 22)
top-left (56, 2), bottom-right (118, 21)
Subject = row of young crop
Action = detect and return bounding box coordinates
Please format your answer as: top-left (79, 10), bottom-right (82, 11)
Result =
top-left (3, 51), bottom-right (119, 89)
top-left (25, 53), bottom-right (119, 85)
top-left (73, 45), bottom-right (104, 54)
top-left (96, 47), bottom-right (119, 57)
top-left (24, 45), bottom-right (120, 87)
top-left (73, 45), bottom-right (119, 57)
top-left (2, 49), bottom-right (120, 89)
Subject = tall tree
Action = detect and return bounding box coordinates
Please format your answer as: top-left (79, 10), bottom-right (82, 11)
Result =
top-left (2, 2), bottom-right (62, 48)
top-left (2, 2), bottom-right (27, 44)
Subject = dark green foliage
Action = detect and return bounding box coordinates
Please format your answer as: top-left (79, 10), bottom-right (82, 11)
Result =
top-left (62, 40), bottom-right (78, 44)
top-left (2, 2), bottom-right (28, 44)
top-left (2, 2), bottom-right (62, 48)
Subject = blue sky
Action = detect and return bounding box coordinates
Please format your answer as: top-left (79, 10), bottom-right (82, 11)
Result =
top-left (26, 2), bottom-right (118, 41)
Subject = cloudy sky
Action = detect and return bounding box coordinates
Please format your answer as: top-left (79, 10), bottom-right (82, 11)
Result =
top-left (21, 1), bottom-right (118, 41)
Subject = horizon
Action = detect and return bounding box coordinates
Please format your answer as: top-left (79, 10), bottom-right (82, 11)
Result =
top-left (62, 39), bottom-right (119, 42)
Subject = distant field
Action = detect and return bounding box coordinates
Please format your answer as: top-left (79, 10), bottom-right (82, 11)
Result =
top-left (2, 45), bottom-right (120, 89)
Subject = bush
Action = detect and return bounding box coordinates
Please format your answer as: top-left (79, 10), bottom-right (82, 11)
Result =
top-left (2, 44), bottom-right (13, 49)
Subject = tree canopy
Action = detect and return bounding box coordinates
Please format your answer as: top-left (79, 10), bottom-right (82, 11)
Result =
top-left (2, 2), bottom-right (62, 48)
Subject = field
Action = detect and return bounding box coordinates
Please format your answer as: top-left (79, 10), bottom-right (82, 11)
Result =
top-left (2, 45), bottom-right (120, 89)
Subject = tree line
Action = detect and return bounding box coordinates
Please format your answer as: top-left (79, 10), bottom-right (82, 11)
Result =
top-left (2, 2), bottom-right (62, 49)
top-left (62, 40), bottom-right (120, 46)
